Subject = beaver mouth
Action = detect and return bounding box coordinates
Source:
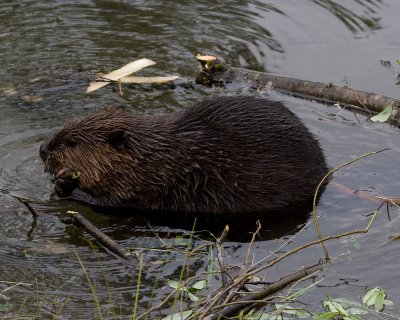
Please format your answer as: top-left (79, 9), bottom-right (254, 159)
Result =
top-left (56, 168), bottom-right (81, 180)
top-left (43, 158), bottom-right (63, 176)
top-left (54, 167), bottom-right (81, 197)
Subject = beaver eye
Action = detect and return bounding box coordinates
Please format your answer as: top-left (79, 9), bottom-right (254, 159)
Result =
top-left (109, 129), bottom-right (127, 150)
top-left (66, 140), bottom-right (77, 148)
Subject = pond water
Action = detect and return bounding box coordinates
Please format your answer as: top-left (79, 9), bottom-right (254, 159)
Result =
top-left (1, 0), bottom-right (400, 319)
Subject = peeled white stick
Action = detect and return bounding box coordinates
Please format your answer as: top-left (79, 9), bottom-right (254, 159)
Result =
top-left (86, 58), bottom-right (156, 93)
top-left (119, 75), bottom-right (179, 83)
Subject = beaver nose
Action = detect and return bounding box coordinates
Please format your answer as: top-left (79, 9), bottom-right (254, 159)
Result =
top-left (40, 141), bottom-right (49, 161)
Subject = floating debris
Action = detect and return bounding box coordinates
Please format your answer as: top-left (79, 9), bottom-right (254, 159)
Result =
top-left (86, 58), bottom-right (179, 93)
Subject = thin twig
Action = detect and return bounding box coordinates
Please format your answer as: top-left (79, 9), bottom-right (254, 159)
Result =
top-left (14, 196), bottom-right (39, 218)
top-left (312, 149), bottom-right (389, 260)
top-left (244, 220), bottom-right (261, 272)
top-left (132, 254), bottom-right (144, 319)
top-left (373, 195), bottom-right (400, 206)
top-left (254, 218), bottom-right (315, 267)
top-left (136, 289), bottom-right (178, 320)
top-left (218, 221), bottom-right (263, 309)
top-left (61, 212), bottom-right (135, 261)
top-left (216, 225), bottom-right (229, 289)
top-left (250, 204), bottom-right (381, 276)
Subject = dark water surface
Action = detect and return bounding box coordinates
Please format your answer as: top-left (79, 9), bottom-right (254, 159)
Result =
top-left (1, 0), bottom-right (400, 318)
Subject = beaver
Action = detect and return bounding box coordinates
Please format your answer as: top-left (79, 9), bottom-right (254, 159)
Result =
top-left (40, 96), bottom-right (327, 214)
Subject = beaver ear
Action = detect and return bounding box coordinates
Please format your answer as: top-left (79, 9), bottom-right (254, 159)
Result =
top-left (108, 129), bottom-right (127, 150)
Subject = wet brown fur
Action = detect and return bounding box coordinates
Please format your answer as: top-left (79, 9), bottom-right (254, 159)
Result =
top-left (41, 96), bottom-right (328, 214)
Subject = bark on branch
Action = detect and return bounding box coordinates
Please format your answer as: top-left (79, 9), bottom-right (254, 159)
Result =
top-left (205, 262), bottom-right (323, 320)
top-left (200, 64), bottom-right (400, 123)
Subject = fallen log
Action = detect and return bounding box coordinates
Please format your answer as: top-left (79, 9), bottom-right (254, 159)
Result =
top-left (195, 55), bottom-right (400, 124)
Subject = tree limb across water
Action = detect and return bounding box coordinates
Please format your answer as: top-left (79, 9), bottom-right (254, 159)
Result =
top-left (196, 57), bottom-right (400, 124)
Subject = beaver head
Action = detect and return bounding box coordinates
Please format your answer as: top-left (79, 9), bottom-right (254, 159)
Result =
top-left (40, 107), bottom-right (158, 206)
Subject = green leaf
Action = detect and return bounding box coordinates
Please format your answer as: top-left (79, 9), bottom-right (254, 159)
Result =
top-left (187, 291), bottom-right (198, 302)
top-left (374, 291), bottom-right (385, 312)
top-left (280, 307), bottom-right (310, 318)
top-left (161, 310), bottom-right (193, 320)
top-left (244, 309), bottom-right (256, 317)
top-left (396, 58), bottom-right (400, 65)
top-left (332, 297), bottom-right (359, 307)
top-left (286, 278), bottom-right (325, 301)
top-left (249, 275), bottom-right (262, 282)
top-left (167, 280), bottom-right (180, 289)
top-left (383, 299), bottom-right (394, 306)
top-left (362, 287), bottom-right (393, 312)
top-left (174, 235), bottom-right (185, 246)
top-left (0, 303), bottom-right (12, 312)
top-left (353, 241), bottom-right (361, 250)
top-left (313, 312), bottom-right (338, 320)
top-left (347, 307), bottom-right (369, 315)
top-left (323, 300), bottom-right (349, 316)
top-left (191, 280), bottom-right (206, 290)
top-left (244, 311), bottom-right (276, 320)
top-left (362, 287), bottom-right (383, 306)
top-left (206, 245), bottom-right (214, 284)
top-left (370, 104), bottom-right (393, 122)
top-left (71, 171), bottom-right (81, 179)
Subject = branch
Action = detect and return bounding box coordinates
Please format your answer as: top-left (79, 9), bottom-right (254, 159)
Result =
top-left (60, 212), bottom-right (135, 261)
top-left (198, 63), bottom-right (400, 124)
top-left (311, 149), bottom-right (388, 260)
top-left (14, 196), bottom-right (39, 218)
top-left (216, 225), bottom-right (229, 289)
top-left (206, 263), bottom-right (323, 320)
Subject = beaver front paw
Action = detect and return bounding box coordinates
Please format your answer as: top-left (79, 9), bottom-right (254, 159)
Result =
top-left (55, 168), bottom-right (81, 197)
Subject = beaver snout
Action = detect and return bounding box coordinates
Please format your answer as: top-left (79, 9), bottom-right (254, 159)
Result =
top-left (40, 141), bottom-right (51, 173)
top-left (40, 141), bottom-right (49, 162)
top-left (54, 167), bottom-right (80, 197)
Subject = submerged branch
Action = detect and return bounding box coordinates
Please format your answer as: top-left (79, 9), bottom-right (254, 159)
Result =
top-left (14, 196), bottom-right (39, 218)
top-left (60, 212), bottom-right (135, 261)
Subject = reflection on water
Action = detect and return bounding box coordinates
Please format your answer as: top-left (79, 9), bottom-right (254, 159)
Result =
top-left (311, 0), bottom-right (382, 32)
top-left (0, 0), bottom-right (387, 78)
top-left (1, 0), bottom-right (400, 318)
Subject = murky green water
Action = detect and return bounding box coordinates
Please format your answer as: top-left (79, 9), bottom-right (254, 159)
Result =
top-left (1, 0), bottom-right (400, 319)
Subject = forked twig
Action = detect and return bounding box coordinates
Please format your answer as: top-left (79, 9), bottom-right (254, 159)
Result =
top-left (312, 149), bottom-right (389, 260)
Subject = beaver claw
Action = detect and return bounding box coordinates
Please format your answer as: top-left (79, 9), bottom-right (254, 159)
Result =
top-left (55, 168), bottom-right (80, 197)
